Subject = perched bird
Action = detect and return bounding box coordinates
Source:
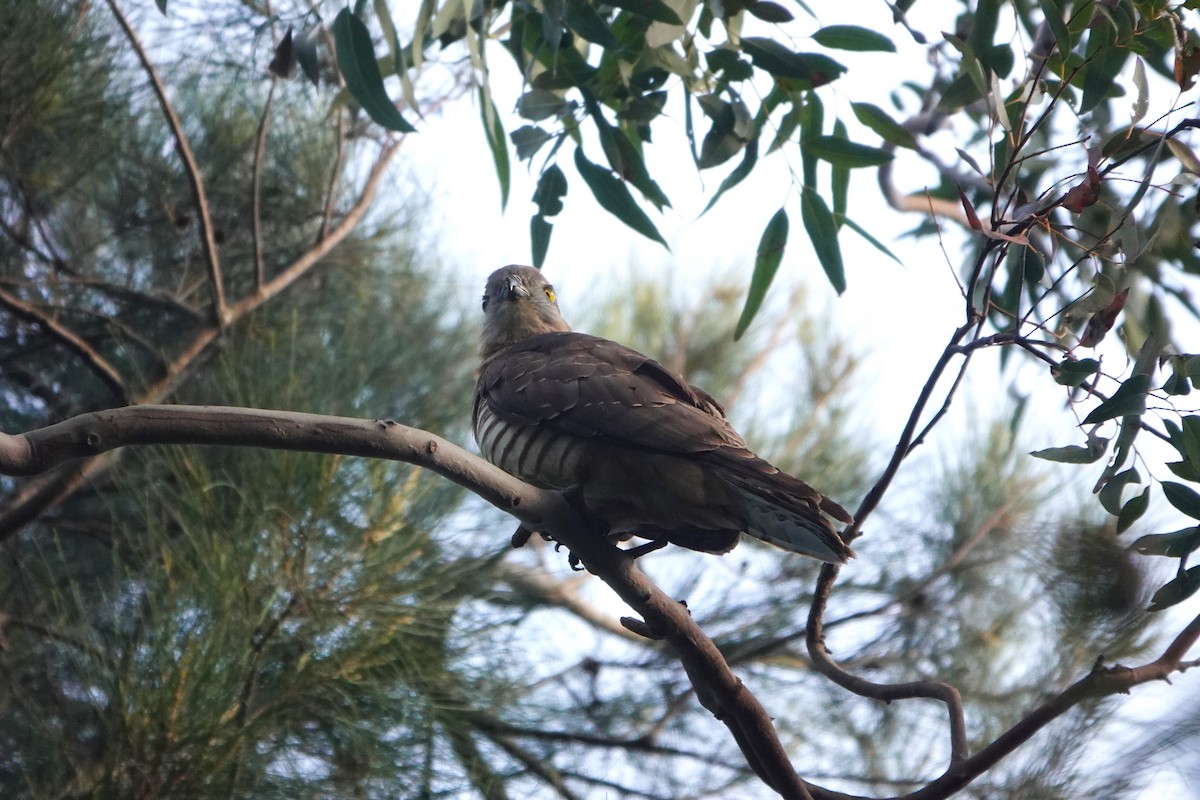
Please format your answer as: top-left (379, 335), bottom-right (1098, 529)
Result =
top-left (473, 265), bottom-right (855, 563)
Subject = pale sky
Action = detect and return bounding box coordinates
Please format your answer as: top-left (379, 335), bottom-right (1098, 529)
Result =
top-left (401, 2), bottom-right (1200, 795)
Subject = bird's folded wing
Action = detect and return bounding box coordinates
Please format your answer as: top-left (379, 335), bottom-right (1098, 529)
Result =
top-left (477, 332), bottom-right (745, 455)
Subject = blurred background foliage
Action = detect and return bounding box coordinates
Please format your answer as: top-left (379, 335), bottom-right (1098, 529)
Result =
top-left (0, 1), bottom-right (1196, 799)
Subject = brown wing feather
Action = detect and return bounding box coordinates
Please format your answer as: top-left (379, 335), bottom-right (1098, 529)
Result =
top-left (477, 332), bottom-right (745, 455)
top-left (475, 331), bottom-right (854, 561)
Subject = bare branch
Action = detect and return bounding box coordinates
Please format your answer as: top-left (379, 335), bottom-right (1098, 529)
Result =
top-left (0, 286), bottom-right (130, 402)
top-left (0, 141), bottom-right (400, 540)
top-left (104, 0), bottom-right (228, 323)
top-left (0, 404), bottom-right (815, 798)
top-left (252, 80), bottom-right (277, 292)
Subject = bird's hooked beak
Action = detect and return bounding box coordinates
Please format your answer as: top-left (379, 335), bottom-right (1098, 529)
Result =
top-left (501, 275), bottom-right (530, 301)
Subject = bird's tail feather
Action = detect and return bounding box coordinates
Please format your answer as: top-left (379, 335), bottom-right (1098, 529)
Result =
top-left (718, 471), bottom-right (855, 563)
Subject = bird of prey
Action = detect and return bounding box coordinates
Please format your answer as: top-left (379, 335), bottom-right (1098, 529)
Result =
top-left (473, 265), bottom-right (855, 563)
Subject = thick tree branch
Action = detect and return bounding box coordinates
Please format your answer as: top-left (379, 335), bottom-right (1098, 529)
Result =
top-left (0, 404), bottom-right (813, 799)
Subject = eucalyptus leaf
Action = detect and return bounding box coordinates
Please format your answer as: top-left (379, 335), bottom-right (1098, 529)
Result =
top-left (1129, 527), bottom-right (1200, 558)
top-left (741, 37), bottom-right (846, 86)
top-left (1116, 486), bottom-right (1150, 533)
top-left (1148, 565), bottom-right (1200, 611)
top-left (805, 136), bottom-right (893, 168)
top-left (735, 208), bottom-right (788, 340)
top-left (801, 188), bottom-right (845, 293)
top-left (1081, 374), bottom-right (1150, 425)
top-left (851, 102), bottom-right (917, 149)
top-left (332, 9), bottom-right (416, 133)
top-left (1030, 431), bottom-right (1109, 464)
top-left (1163, 481), bottom-right (1200, 521)
top-left (812, 24), bottom-right (896, 52)
top-left (573, 148), bottom-right (668, 247)
top-left (1051, 358), bottom-right (1100, 387)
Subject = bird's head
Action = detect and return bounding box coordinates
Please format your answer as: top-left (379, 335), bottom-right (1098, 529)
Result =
top-left (480, 265), bottom-right (571, 358)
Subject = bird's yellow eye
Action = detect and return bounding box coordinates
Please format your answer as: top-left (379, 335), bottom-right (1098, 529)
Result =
top-left (544, 287), bottom-right (556, 303)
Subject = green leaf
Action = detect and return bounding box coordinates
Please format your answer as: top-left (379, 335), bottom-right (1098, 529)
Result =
top-left (1081, 374), bottom-right (1150, 425)
top-left (831, 121), bottom-right (849, 219)
top-left (1031, 432), bottom-right (1109, 464)
top-left (1181, 414), bottom-right (1200, 467)
top-left (1148, 565), bottom-right (1200, 611)
top-left (573, 148), bottom-right (667, 247)
top-left (1168, 461), bottom-right (1200, 482)
top-left (618, 91), bottom-right (668, 123)
top-left (741, 37), bottom-right (846, 86)
top-left (745, 0), bottom-right (794, 23)
top-left (156, 0), bottom-right (168, 13)
top-left (1079, 18), bottom-right (1129, 114)
top-left (1130, 527), bottom-right (1200, 558)
top-left (1098, 468), bottom-right (1140, 515)
top-left (585, 95), bottom-right (670, 209)
top-left (701, 139), bottom-right (758, 216)
top-left (936, 72), bottom-right (986, 114)
top-left (564, 0), bottom-right (622, 49)
top-left (1051, 358), bottom-right (1100, 387)
top-left (735, 209), bottom-right (789, 340)
top-left (837, 215), bottom-right (903, 265)
top-left (812, 24), bottom-right (896, 52)
top-left (531, 215), bottom-right (553, 268)
top-left (479, 90), bottom-right (510, 211)
top-left (851, 102), bottom-right (917, 149)
top-left (511, 125), bottom-right (554, 161)
top-left (1163, 481), bottom-right (1200, 520)
top-left (966, 0), bottom-right (1000, 73)
top-left (800, 188), bottom-right (845, 293)
top-left (797, 92), bottom-right (823, 188)
top-left (533, 164), bottom-right (567, 218)
top-left (1038, 0), bottom-right (1071, 58)
top-left (333, 9), bottom-right (416, 133)
top-left (805, 136), bottom-right (893, 168)
top-left (606, 0), bottom-right (682, 25)
top-left (1116, 486), bottom-right (1150, 533)
top-left (517, 89), bottom-right (569, 121)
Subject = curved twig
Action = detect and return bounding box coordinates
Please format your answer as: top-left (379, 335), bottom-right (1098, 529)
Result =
top-left (806, 565), bottom-right (970, 767)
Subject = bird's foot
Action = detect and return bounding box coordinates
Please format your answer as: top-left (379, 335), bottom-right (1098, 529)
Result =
top-left (553, 541), bottom-right (587, 571)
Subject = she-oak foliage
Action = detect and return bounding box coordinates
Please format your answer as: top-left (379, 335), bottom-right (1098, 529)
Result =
top-left (3, 0), bottom-right (1200, 798)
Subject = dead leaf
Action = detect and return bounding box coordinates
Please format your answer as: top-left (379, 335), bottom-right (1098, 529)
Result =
top-left (1080, 287), bottom-right (1130, 347)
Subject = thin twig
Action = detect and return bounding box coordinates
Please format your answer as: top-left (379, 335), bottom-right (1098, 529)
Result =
top-left (0, 286), bottom-right (129, 402)
top-left (251, 79), bottom-right (277, 293)
top-left (105, 0), bottom-right (228, 324)
top-left (806, 564), bottom-right (970, 768)
top-left (0, 142), bottom-right (401, 540)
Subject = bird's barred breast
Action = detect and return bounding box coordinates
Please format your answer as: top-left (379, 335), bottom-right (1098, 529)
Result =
top-left (473, 405), bottom-right (583, 490)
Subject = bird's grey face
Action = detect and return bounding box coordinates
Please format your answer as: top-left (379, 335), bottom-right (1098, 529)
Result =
top-left (480, 265), bottom-right (570, 356)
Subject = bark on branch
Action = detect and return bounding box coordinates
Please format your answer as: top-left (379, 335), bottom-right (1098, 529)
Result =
top-left (0, 404), bottom-right (812, 800)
